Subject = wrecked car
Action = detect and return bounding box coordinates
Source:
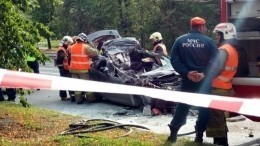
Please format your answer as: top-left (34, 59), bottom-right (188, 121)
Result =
top-left (87, 30), bottom-right (181, 111)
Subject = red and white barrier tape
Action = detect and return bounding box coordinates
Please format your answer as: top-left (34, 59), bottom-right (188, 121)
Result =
top-left (232, 77), bottom-right (260, 86)
top-left (0, 69), bottom-right (260, 117)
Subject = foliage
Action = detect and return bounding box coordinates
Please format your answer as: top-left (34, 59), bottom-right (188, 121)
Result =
top-left (0, 0), bottom-right (48, 71)
top-left (49, 0), bottom-right (220, 52)
top-left (49, 0), bottom-right (118, 38)
top-left (0, 0), bottom-right (220, 69)
top-left (10, 0), bottom-right (38, 11)
top-left (29, 0), bottom-right (60, 49)
top-left (151, 0), bottom-right (220, 49)
top-left (17, 88), bottom-right (31, 108)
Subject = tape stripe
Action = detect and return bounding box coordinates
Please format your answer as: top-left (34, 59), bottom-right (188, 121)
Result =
top-left (239, 99), bottom-right (260, 117)
top-left (0, 69), bottom-right (6, 85)
top-left (232, 78), bottom-right (260, 86)
top-left (1, 69), bottom-right (260, 118)
top-left (209, 100), bottom-right (243, 112)
top-left (1, 70), bottom-right (52, 89)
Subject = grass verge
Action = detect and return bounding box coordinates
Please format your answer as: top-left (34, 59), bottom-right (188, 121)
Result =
top-left (0, 102), bottom-right (214, 146)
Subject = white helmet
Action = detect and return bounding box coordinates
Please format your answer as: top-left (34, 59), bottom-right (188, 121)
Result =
top-left (213, 23), bottom-right (237, 40)
top-left (59, 36), bottom-right (73, 46)
top-left (149, 32), bottom-right (163, 42)
top-left (77, 33), bottom-right (88, 42)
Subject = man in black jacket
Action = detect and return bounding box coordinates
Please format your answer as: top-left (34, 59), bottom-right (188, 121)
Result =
top-left (167, 17), bottom-right (218, 143)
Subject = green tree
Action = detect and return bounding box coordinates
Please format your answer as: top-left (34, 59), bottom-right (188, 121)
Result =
top-left (49, 0), bottom-right (118, 38)
top-left (0, 0), bottom-right (48, 71)
top-left (30, 0), bottom-right (60, 49)
top-left (48, 0), bottom-right (220, 52)
top-left (150, 0), bottom-right (220, 50)
top-left (123, 0), bottom-right (160, 49)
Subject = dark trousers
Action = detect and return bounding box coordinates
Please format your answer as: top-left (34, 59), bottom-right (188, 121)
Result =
top-left (0, 88), bottom-right (16, 101)
top-left (170, 78), bottom-right (211, 132)
top-left (170, 103), bottom-right (210, 132)
top-left (27, 61), bottom-right (39, 73)
top-left (58, 67), bottom-right (74, 98)
top-left (206, 88), bottom-right (232, 138)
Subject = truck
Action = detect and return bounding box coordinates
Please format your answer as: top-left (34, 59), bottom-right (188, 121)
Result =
top-left (221, 0), bottom-right (260, 121)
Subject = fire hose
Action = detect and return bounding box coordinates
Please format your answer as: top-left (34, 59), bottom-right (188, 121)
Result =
top-left (60, 119), bottom-right (196, 138)
top-left (60, 119), bottom-right (149, 138)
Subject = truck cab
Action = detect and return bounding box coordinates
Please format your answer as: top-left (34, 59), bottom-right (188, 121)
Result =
top-left (221, 0), bottom-right (260, 121)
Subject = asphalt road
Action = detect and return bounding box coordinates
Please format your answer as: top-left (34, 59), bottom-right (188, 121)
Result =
top-left (18, 61), bottom-right (260, 146)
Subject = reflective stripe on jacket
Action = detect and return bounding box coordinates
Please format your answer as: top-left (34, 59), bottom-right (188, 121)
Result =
top-left (212, 44), bottom-right (238, 89)
top-left (26, 55), bottom-right (36, 62)
top-left (56, 46), bottom-right (69, 70)
top-left (153, 43), bottom-right (168, 55)
top-left (69, 43), bottom-right (91, 71)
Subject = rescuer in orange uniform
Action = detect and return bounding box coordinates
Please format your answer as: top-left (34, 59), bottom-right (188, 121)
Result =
top-left (149, 32), bottom-right (170, 115)
top-left (56, 36), bottom-right (75, 101)
top-left (206, 22), bottom-right (239, 146)
top-left (69, 33), bottom-right (99, 104)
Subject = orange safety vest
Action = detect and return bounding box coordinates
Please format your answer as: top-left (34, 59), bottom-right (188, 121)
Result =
top-left (56, 46), bottom-right (69, 70)
top-left (212, 44), bottom-right (238, 89)
top-left (153, 43), bottom-right (168, 55)
top-left (69, 43), bottom-right (91, 70)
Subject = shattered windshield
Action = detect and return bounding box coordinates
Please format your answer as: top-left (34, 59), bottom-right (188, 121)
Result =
top-left (103, 37), bottom-right (140, 55)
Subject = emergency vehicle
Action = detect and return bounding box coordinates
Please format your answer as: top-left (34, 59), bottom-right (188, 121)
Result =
top-left (221, 0), bottom-right (260, 121)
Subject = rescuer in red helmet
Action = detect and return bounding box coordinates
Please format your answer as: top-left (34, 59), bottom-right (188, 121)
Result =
top-left (55, 36), bottom-right (75, 101)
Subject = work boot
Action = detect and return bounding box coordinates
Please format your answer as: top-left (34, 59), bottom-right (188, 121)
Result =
top-left (7, 98), bottom-right (15, 102)
top-left (166, 124), bottom-right (180, 143)
top-left (194, 126), bottom-right (203, 143)
top-left (213, 137), bottom-right (229, 146)
top-left (194, 132), bottom-right (203, 143)
top-left (61, 97), bottom-right (70, 101)
top-left (0, 95), bottom-right (4, 102)
top-left (70, 96), bottom-right (75, 102)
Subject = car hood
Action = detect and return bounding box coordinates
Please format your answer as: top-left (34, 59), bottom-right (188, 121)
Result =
top-left (87, 30), bottom-right (121, 47)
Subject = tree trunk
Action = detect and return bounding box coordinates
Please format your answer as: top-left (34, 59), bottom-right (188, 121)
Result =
top-left (138, 0), bottom-right (145, 48)
top-left (118, 0), bottom-right (124, 34)
top-left (47, 37), bottom-right (51, 50)
top-left (118, 0), bottom-right (130, 36)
